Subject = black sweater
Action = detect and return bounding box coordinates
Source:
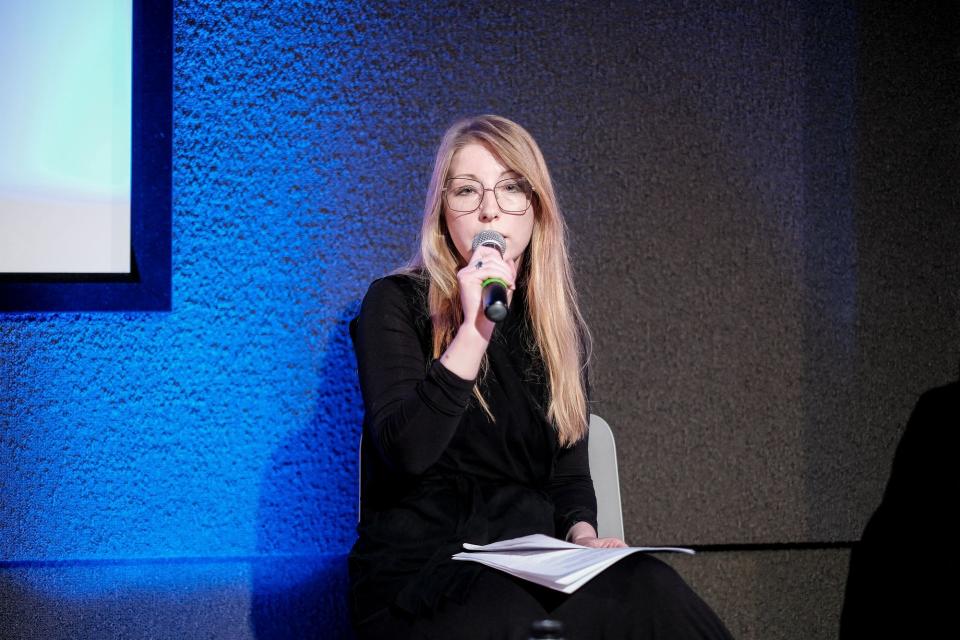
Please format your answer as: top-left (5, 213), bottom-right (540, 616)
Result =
top-left (347, 272), bottom-right (597, 623)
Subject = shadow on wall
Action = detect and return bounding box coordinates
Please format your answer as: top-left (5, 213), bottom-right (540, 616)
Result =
top-left (250, 555), bottom-right (355, 639)
top-left (251, 301), bottom-right (363, 638)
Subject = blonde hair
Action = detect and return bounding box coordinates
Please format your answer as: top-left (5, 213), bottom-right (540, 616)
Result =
top-left (401, 115), bottom-right (591, 446)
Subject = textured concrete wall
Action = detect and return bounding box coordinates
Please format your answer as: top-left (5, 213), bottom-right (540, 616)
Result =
top-left (1, 1), bottom-right (957, 639)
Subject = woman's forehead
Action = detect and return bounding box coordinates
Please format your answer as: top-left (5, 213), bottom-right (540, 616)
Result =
top-left (449, 143), bottom-right (514, 176)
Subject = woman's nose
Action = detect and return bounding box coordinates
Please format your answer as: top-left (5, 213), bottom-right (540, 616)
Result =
top-left (478, 188), bottom-right (500, 221)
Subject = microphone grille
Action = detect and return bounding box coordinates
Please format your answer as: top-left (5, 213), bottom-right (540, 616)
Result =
top-left (471, 230), bottom-right (506, 255)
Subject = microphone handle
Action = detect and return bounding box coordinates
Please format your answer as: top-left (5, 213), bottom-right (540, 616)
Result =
top-left (481, 277), bottom-right (509, 322)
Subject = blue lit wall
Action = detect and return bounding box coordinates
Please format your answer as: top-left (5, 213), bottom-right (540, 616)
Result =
top-left (3, 2), bottom-right (372, 636)
top-left (1, 2), bottom-right (957, 639)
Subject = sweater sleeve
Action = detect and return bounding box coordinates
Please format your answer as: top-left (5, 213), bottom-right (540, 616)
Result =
top-left (545, 432), bottom-right (599, 538)
top-left (352, 276), bottom-right (476, 475)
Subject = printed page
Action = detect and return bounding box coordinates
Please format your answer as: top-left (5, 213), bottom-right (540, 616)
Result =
top-left (453, 534), bottom-right (695, 593)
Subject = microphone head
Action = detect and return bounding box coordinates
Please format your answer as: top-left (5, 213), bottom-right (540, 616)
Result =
top-left (471, 230), bottom-right (506, 256)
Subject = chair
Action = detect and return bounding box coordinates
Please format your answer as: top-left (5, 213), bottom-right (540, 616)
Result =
top-left (587, 414), bottom-right (625, 540)
top-left (357, 414), bottom-right (626, 540)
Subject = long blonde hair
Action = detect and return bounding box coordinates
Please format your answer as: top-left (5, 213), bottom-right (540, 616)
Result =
top-left (401, 115), bottom-right (591, 446)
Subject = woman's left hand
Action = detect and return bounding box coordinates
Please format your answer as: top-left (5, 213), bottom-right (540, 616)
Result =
top-left (572, 536), bottom-right (628, 548)
top-left (566, 522), bottom-right (628, 548)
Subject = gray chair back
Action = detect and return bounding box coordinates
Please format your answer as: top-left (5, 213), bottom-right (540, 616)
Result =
top-left (588, 414), bottom-right (625, 540)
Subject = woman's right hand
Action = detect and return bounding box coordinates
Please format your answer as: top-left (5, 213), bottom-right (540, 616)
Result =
top-left (438, 245), bottom-right (518, 381)
top-left (456, 245), bottom-right (517, 343)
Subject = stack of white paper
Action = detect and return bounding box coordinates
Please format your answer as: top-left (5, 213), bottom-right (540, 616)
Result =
top-left (452, 534), bottom-right (694, 594)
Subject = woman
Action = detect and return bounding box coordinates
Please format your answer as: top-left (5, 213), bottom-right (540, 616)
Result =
top-left (349, 115), bottom-right (732, 639)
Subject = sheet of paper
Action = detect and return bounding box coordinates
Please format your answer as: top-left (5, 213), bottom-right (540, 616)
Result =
top-left (462, 533), bottom-right (583, 552)
top-left (462, 533), bottom-right (695, 556)
top-left (453, 548), bottom-right (636, 580)
top-left (453, 534), bottom-right (696, 594)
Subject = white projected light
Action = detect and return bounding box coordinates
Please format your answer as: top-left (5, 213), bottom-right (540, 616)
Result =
top-left (0, 1), bottom-right (132, 273)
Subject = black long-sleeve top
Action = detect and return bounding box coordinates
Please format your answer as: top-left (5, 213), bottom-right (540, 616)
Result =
top-left (347, 271), bottom-right (598, 624)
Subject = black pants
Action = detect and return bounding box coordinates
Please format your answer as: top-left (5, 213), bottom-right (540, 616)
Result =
top-left (355, 553), bottom-right (733, 640)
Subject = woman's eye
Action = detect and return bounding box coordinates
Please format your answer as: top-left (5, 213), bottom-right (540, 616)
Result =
top-left (455, 186), bottom-right (477, 196)
top-left (500, 181), bottom-right (520, 193)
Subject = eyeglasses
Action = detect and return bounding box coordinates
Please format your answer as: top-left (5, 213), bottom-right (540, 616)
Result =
top-left (442, 177), bottom-right (534, 214)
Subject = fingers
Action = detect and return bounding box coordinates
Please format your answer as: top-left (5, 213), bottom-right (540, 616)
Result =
top-left (464, 247), bottom-right (515, 290)
top-left (581, 537), bottom-right (628, 549)
top-left (455, 247), bottom-right (516, 332)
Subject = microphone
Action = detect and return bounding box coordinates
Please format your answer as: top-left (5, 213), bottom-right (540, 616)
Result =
top-left (471, 230), bottom-right (509, 322)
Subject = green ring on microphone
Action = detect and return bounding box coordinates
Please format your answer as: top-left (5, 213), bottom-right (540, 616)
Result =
top-left (481, 277), bottom-right (509, 288)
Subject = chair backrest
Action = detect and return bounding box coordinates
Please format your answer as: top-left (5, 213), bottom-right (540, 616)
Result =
top-left (588, 414), bottom-right (625, 540)
top-left (357, 415), bottom-right (626, 540)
